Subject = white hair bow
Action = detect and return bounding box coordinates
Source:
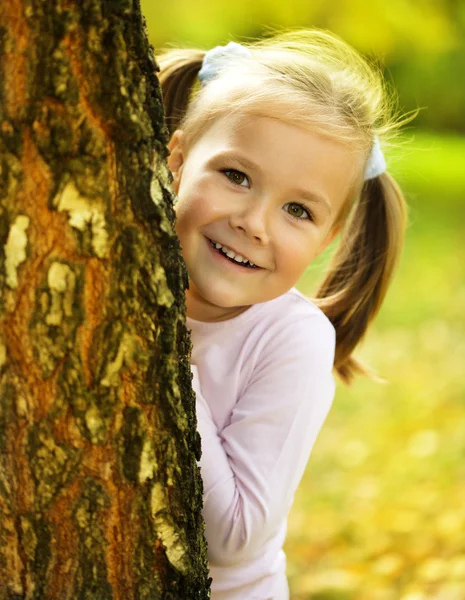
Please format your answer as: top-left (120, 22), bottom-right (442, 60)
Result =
top-left (364, 137), bottom-right (386, 180)
top-left (198, 42), bottom-right (252, 86)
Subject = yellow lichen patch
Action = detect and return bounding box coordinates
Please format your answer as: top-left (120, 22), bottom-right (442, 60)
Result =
top-left (150, 482), bottom-right (166, 514)
top-left (153, 156), bottom-right (173, 193)
top-left (20, 516), bottom-right (38, 562)
top-left (55, 182), bottom-right (108, 258)
top-left (0, 342), bottom-right (6, 368)
top-left (5, 215), bottom-right (30, 289)
top-left (139, 438), bottom-right (157, 484)
top-left (150, 171), bottom-right (173, 236)
top-left (74, 505), bottom-right (88, 529)
top-left (37, 434), bottom-right (68, 464)
top-left (153, 264), bottom-right (174, 308)
top-left (157, 521), bottom-right (188, 574)
top-left (46, 262), bottom-right (76, 326)
top-left (15, 395), bottom-right (29, 419)
top-left (100, 332), bottom-right (135, 387)
top-left (84, 404), bottom-right (106, 444)
top-left (33, 429), bottom-right (71, 506)
top-left (150, 482), bottom-right (187, 574)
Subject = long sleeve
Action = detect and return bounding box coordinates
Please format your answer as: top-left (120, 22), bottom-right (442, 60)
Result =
top-left (191, 313), bottom-right (335, 568)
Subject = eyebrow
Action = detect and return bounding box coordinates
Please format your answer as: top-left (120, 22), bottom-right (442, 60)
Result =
top-left (213, 150), bottom-right (332, 215)
top-left (214, 151), bottom-right (259, 174)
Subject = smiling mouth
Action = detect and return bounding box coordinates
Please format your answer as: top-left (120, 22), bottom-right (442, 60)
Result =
top-left (208, 239), bottom-right (260, 269)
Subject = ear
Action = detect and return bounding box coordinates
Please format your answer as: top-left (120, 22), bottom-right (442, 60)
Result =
top-left (167, 130), bottom-right (185, 193)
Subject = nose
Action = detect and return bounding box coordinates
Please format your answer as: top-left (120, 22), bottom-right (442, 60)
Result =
top-left (228, 198), bottom-right (271, 245)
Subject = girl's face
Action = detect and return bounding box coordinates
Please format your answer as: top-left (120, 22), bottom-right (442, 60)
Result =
top-left (168, 113), bottom-right (363, 322)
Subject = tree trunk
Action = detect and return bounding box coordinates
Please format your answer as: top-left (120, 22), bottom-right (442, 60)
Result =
top-left (0, 1), bottom-right (210, 598)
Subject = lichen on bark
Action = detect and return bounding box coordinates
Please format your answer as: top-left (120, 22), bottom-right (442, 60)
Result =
top-left (0, 0), bottom-right (210, 596)
top-left (18, 514), bottom-right (52, 597)
top-left (29, 260), bottom-right (85, 379)
top-left (72, 478), bottom-right (113, 599)
top-left (28, 419), bottom-right (82, 510)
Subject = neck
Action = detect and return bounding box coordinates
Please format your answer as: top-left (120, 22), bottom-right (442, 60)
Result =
top-left (185, 288), bottom-right (250, 322)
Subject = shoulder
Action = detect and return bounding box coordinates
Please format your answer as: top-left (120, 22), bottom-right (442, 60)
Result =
top-left (257, 288), bottom-right (335, 341)
top-left (267, 287), bottom-right (331, 318)
top-left (254, 288), bottom-right (336, 370)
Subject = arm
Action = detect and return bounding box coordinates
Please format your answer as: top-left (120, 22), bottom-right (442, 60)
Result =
top-left (192, 314), bottom-right (335, 567)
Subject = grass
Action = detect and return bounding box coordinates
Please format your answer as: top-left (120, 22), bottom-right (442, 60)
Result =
top-left (286, 131), bottom-right (465, 600)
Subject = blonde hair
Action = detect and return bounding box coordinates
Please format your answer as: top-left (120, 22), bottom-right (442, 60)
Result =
top-left (157, 30), bottom-right (411, 384)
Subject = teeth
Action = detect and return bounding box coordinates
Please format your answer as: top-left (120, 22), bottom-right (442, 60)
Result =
top-left (210, 239), bottom-right (258, 268)
top-left (224, 247), bottom-right (247, 263)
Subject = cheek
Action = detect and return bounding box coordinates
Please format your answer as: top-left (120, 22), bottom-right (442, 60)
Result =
top-left (176, 178), bottom-right (224, 224)
top-left (277, 235), bottom-right (317, 278)
top-left (174, 203), bottom-right (196, 241)
top-left (173, 181), bottom-right (199, 221)
top-left (174, 191), bottom-right (210, 242)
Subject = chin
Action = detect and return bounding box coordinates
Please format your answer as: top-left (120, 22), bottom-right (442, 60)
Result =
top-left (194, 282), bottom-right (247, 309)
top-left (205, 292), bottom-right (246, 309)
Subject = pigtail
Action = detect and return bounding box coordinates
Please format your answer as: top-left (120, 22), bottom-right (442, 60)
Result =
top-left (157, 49), bottom-right (205, 136)
top-left (314, 172), bottom-right (407, 384)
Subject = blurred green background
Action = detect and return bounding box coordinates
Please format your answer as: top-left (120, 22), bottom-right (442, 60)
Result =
top-left (141, 2), bottom-right (465, 598)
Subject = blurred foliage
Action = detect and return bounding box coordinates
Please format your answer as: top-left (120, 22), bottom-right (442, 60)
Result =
top-left (286, 132), bottom-right (465, 599)
top-left (142, 0), bottom-right (465, 133)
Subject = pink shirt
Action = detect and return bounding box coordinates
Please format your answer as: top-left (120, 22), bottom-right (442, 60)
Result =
top-left (188, 288), bottom-right (336, 599)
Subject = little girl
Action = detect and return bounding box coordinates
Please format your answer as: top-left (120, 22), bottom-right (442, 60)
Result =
top-left (158, 30), bottom-right (408, 599)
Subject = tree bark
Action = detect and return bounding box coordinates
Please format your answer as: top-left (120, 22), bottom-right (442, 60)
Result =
top-left (0, 1), bottom-right (210, 598)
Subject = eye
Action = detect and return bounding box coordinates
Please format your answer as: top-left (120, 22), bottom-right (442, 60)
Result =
top-left (284, 202), bottom-right (312, 221)
top-left (221, 169), bottom-right (250, 188)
